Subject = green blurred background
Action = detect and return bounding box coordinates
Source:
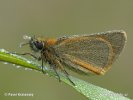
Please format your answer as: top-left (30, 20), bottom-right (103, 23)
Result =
top-left (0, 0), bottom-right (132, 100)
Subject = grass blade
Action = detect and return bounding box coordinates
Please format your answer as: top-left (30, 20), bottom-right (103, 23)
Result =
top-left (0, 49), bottom-right (130, 100)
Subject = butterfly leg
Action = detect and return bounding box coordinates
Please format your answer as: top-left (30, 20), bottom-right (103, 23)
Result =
top-left (53, 66), bottom-right (61, 82)
top-left (55, 59), bottom-right (75, 86)
top-left (11, 52), bottom-right (41, 60)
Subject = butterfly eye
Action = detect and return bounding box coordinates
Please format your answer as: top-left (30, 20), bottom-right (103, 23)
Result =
top-left (34, 41), bottom-right (44, 50)
top-left (29, 38), bottom-right (44, 52)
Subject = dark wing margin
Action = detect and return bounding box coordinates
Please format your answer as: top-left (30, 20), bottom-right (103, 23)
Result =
top-left (54, 30), bottom-right (127, 75)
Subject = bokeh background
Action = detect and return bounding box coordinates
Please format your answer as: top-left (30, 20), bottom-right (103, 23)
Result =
top-left (0, 0), bottom-right (132, 100)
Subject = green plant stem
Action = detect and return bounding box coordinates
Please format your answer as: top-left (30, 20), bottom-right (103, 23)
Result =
top-left (0, 49), bottom-right (130, 100)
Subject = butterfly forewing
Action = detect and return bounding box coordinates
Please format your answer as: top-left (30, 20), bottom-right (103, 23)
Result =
top-left (54, 30), bottom-right (127, 75)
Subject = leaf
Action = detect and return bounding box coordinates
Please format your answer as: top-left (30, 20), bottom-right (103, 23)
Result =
top-left (0, 49), bottom-right (130, 100)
